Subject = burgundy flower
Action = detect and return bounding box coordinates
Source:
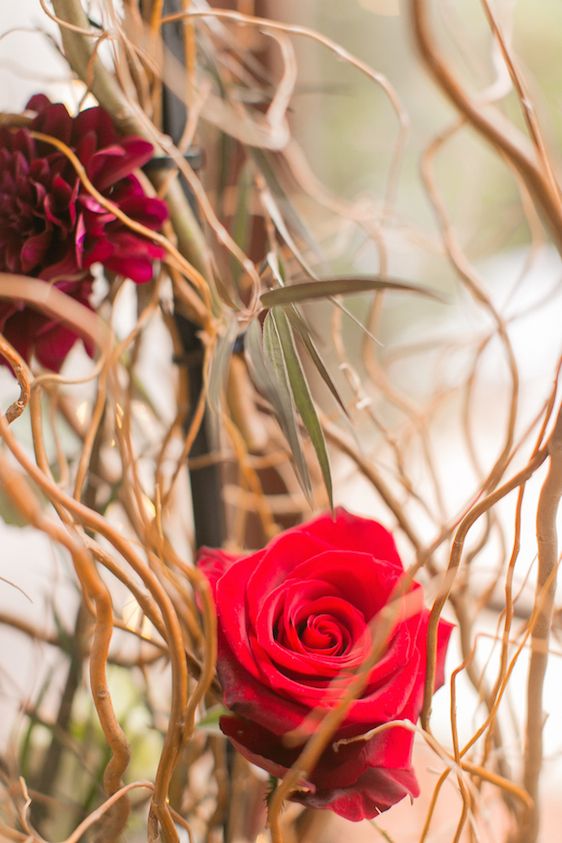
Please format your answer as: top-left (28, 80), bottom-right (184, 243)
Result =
top-left (198, 509), bottom-right (453, 822)
top-left (0, 94), bottom-right (168, 371)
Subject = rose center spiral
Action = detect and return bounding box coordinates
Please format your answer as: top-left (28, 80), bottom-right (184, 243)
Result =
top-left (298, 613), bottom-right (350, 656)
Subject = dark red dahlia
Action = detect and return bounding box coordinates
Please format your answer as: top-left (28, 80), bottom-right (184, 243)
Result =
top-left (0, 94), bottom-right (168, 371)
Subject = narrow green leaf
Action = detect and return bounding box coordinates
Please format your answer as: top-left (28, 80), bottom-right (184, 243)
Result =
top-left (196, 704), bottom-right (231, 732)
top-left (259, 187), bottom-right (319, 278)
top-left (246, 319), bottom-right (312, 498)
top-left (251, 149), bottom-right (321, 257)
top-left (286, 306), bottom-right (348, 417)
top-left (370, 822), bottom-right (398, 843)
top-left (250, 149), bottom-right (320, 279)
top-left (207, 317), bottom-right (238, 412)
top-left (260, 275), bottom-right (442, 308)
top-left (229, 162), bottom-right (252, 285)
top-left (271, 308), bottom-right (333, 508)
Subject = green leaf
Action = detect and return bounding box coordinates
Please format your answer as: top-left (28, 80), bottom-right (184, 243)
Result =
top-left (207, 316), bottom-right (239, 412)
top-left (260, 275), bottom-right (443, 308)
top-left (270, 308), bottom-right (333, 508)
top-left (251, 149), bottom-right (321, 261)
top-left (246, 318), bottom-right (312, 498)
top-left (370, 822), bottom-right (398, 842)
top-left (196, 704), bottom-right (231, 733)
top-left (286, 306), bottom-right (348, 417)
top-left (250, 149), bottom-right (320, 279)
top-left (229, 162), bottom-right (253, 286)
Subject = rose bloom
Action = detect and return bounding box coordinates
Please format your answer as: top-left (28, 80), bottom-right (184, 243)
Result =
top-left (0, 94), bottom-right (168, 371)
top-left (198, 509), bottom-right (452, 821)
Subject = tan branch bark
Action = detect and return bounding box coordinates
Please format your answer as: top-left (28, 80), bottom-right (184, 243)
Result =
top-left (420, 445), bottom-right (548, 729)
top-left (50, 0), bottom-right (212, 293)
top-left (513, 405), bottom-right (562, 843)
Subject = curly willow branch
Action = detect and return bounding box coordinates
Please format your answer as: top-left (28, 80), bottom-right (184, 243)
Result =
top-left (512, 405), bottom-right (562, 843)
top-left (420, 446), bottom-right (548, 729)
top-left (409, 0), bottom-right (562, 254)
top-left (0, 453), bottom-right (131, 838)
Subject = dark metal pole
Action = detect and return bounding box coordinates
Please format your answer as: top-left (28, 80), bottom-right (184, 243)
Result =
top-left (159, 0), bottom-right (226, 550)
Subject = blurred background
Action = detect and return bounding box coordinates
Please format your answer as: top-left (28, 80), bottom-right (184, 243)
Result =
top-left (0, 1), bottom-right (561, 841)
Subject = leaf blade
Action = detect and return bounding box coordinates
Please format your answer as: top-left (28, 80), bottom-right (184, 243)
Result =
top-left (271, 308), bottom-right (333, 508)
top-left (260, 275), bottom-right (443, 308)
top-left (246, 318), bottom-right (312, 498)
top-left (285, 306), bottom-right (348, 417)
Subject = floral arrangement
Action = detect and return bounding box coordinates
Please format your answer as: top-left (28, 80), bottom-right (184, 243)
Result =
top-left (0, 3), bottom-right (560, 843)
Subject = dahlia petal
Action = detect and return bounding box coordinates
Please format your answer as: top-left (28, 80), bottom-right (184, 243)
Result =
top-left (75, 214), bottom-right (87, 263)
top-left (13, 149), bottom-right (29, 179)
top-left (1, 310), bottom-right (33, 367)
top-left (20, 230), bottom-right (51, 273)
top-left (41, 252), bottom-right (82, 281)
top-left (26, 93), bottom-right (51, 114)
top-left (88, 138), bottom-right (154, 190)
top-left (34, 322), bottom-right (81, 372)
top-left (31, 101), bottom-right (73, 147)
top-left (50, 173), bottom-right (74, 209)
top-left (44, 193), bottom-right (65, 227)
top-left (102, 255), bottom-right (156, 284)
top-left (84, 238), bottom-right (114, 266)
top-left (73, 106), bottom-right (117, 149)
top-left (118, 195), bottom-right (169, 228)
top-left (75, 131), bottom-right (98, 168)
top-left (120, 137), bottom-right (156, 170)
top-left (109, 174), bottom-right (144, 200)
top-left (80, 194), bottom-right (112, 215)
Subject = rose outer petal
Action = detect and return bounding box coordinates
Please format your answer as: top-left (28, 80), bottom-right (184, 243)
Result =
top-left (220, 714), bottom-right (419, 822)
top-left (197, 547), bottom-right (242, 596)
top-left (299, 508), bottom-right (404, 571)
top-left (215, 636), bottom-right (311, 735)
top-left (298, 766), bottom-right (420, 822)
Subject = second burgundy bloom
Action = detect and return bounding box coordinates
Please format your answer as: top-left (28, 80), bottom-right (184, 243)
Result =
top-left (0, 94), bottom-right (168, 371)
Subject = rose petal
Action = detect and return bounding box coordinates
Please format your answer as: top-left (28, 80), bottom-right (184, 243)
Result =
top-left (197, 547), bottom-right (241, 597)
top-left (243, 530), bottom-right (333, 625)
top-left (290, 549), bottom-right (403, 618)
top-left (220, 714), bottom-right (418, 821)
top-left (216, 638), bottom-right (309, 734)
top-left (298, 766), bottom-right (419, 821)
top-left (300, 509), bottom-right (404, 570)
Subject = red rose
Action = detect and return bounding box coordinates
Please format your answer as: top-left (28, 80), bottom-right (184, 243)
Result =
top-left (0, 94), bottom-right (168, 372)
top-left (198, 509), bottom-right (452, 822)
